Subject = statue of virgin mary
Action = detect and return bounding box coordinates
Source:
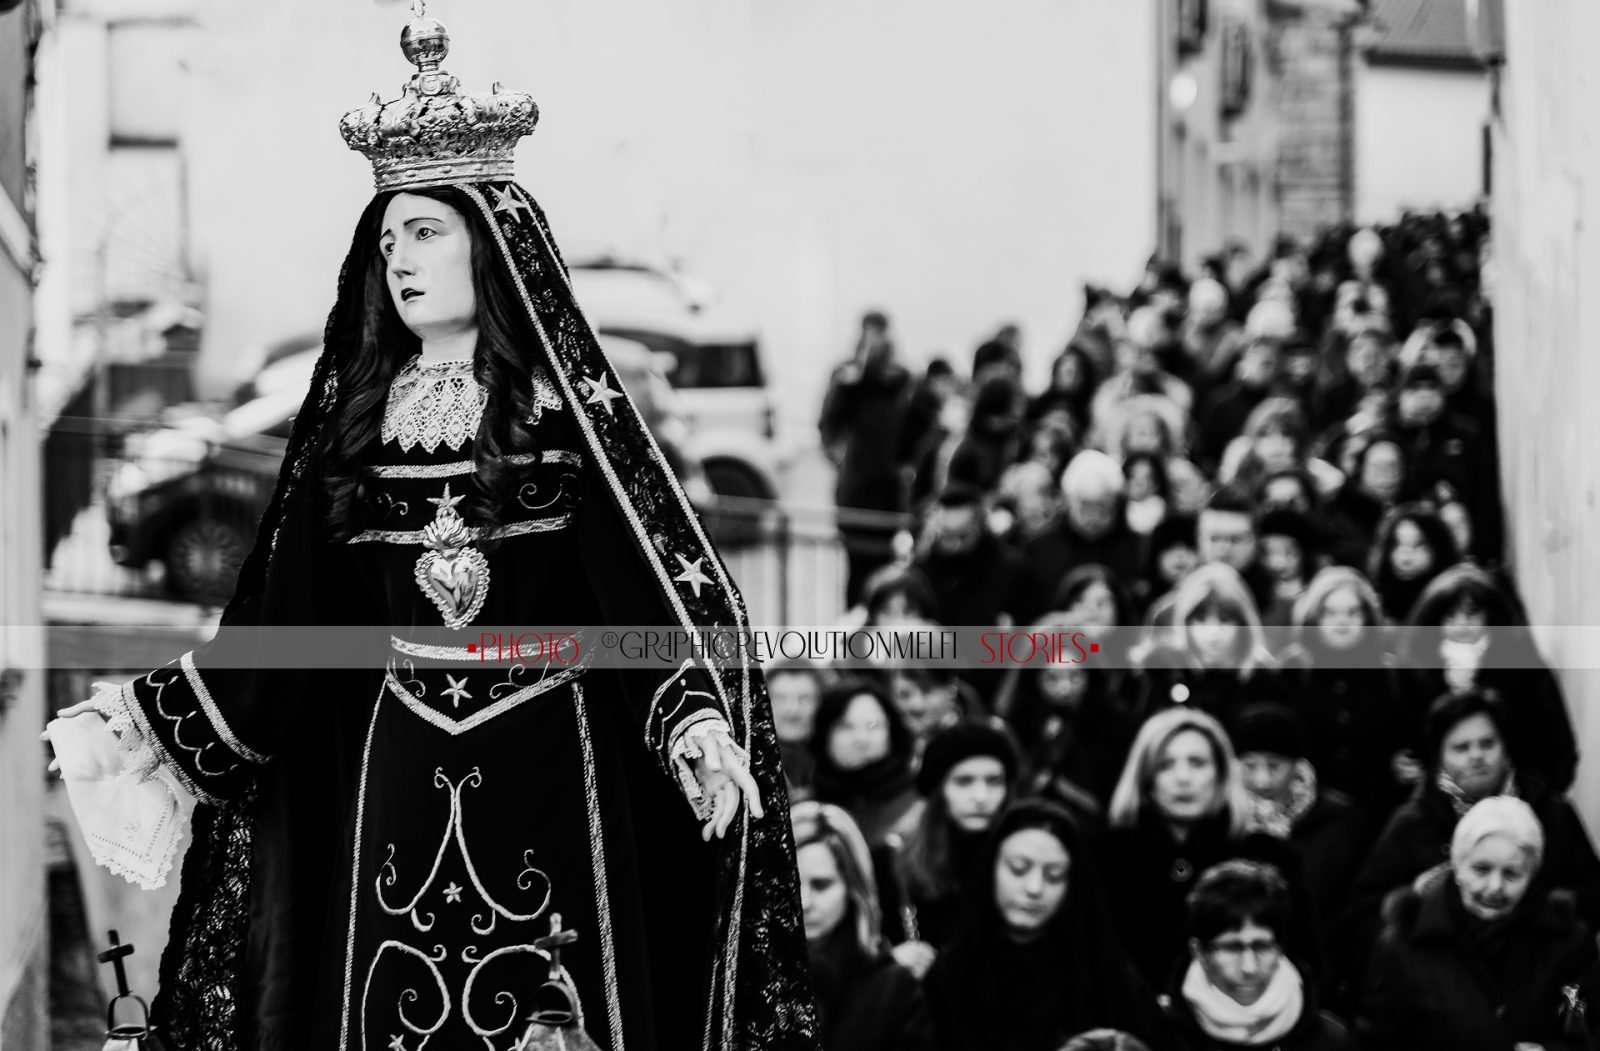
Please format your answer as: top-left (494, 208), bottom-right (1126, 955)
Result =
top-left (45, 8), bottom-right (817, 1050)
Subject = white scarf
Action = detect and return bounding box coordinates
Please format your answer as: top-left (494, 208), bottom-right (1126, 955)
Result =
top-left (1181, 955), bottom-right (1304, 1046)
top-left (1440, 635), bottom-right (1490, 693)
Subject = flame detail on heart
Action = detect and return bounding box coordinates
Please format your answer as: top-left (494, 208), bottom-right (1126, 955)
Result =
top-left (412, 481), bottom-right (491, 629)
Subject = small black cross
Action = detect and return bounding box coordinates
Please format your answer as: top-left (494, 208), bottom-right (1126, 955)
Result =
top-left (533, 912), bottom-right (579, 974)
top-left (97, 929), bottom-right (134, 997)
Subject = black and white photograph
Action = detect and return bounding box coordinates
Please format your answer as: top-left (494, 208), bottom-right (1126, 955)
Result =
top-left (3, 0), bottom-right (1599, 1049)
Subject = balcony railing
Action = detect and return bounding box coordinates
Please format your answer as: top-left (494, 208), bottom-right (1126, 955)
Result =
top-left (42, 438), bottom-right (902, 629)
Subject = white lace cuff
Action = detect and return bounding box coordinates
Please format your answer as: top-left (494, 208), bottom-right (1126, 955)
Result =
top-left (47, 711), bottom-right (194, 890)
top-left (89, 679), bottom-right (162, 785)
top-left (667, 715), bottom-right (748, 823)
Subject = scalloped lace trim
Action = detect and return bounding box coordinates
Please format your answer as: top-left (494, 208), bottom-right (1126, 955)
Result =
top-left (90, 679), bottom-right (160, 784)
top-left (381, 356), bottom-right (489, 453)
top-left (668, 715), bottom-right (746, 822)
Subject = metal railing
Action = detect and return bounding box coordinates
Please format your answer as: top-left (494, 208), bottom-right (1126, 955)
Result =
top-left (42, 436), bottom-right (901, 627)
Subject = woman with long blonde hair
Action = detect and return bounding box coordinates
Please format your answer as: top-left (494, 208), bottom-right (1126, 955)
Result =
top-left (791, 802), bottom-right (933, 1051)
top-left (1155, 563), bottom-right (1284, 729)
top-left (1100, 708), bottom-right (1318, 989)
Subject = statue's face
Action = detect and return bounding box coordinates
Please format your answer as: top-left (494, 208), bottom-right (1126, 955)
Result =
top-left (380, 193), bottom-right (477, 342)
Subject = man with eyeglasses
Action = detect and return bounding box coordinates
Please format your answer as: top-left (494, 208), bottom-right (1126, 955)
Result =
top-left (1158, 859), bottom-right (1352, 1049)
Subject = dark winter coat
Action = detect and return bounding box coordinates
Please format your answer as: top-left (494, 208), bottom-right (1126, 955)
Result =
top-left (1144, 665), bottom-right (1288, 737)
top-left (819, 360), bottom-right (916, 514)
top-left (1015, 520), bottom-right (1145, 624)
top-left (1159, 957), bottom-right (1353, 1051)
top-left (876, 825), bottom-right (988, 951)
top-left (1102, 812), bottom-right (1324, 992)
top-left (1321, 484), bottom-right (1390, 569)
top-left (1199, 381), bottom-right (1272, 470)
top-left (810, 753), bottom-right (922, 852)
top-left (914, 532), bottom-right (1028, 698)
top-left (780, 738), bottom-right (816, 801)
top-left (1005, 672), bottom-right (1141, 808)
top-left (1280, 646), bottom-right (1410, 823)
top-left (1286, 788), bottom-right (1370, 936)
top-left (1344, 779), bottom-right (1600, 987)
top-left (1357, 878), bottom-right (1596, 1051)
top-left (1392, 657), bottom-right (1579, 797)
top-left (914, 532), bottom-right (1027, 630)
top-left (1393, 411), bottom-right (1502, 558)
top-left (808, 925), bottom-right (934, 1051)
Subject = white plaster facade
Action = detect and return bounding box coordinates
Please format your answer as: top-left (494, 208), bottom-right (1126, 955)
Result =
top-left (1355, 63), bottom-right (1488, 221)
top-left (1489, 1), bottom-right (1600, 826)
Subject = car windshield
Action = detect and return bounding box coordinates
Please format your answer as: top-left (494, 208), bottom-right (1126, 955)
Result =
top-left (600, 328), bottom-right (764, 389)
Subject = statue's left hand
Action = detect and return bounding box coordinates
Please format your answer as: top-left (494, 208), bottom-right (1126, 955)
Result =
top-left (691, 732), bottom-right (763, 842)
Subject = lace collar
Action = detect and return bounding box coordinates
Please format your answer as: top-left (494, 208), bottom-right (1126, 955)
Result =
top-left (381, 354), bottom-right (488, 453)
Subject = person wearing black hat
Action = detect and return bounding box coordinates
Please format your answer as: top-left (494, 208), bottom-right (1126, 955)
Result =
top-left (878, 719), bottom-right (1021, 972)
top-left (1390, 359), bottom-right (1501, 561)
top-left (1233, 703), bottom-right (1369, 940)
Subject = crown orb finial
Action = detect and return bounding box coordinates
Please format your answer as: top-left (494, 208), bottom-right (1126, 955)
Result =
top-left (400, 17), bottom-right (451, 72)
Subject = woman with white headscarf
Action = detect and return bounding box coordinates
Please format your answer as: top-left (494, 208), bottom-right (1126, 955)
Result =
top-left (1357, 796), bottom-right (1597, 1051)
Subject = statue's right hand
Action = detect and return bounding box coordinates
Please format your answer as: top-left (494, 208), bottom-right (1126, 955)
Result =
top-left (39, 708), bottom-right (126, 781)
top-left (55, 698), bottom-right (102, 720)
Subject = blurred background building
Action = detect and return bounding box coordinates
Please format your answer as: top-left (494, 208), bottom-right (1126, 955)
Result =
top-left (1355, 0), bottom-right (1491, 221)
top-left (1157, 0), bottom-right (1368, 269)
top-left (0, 1), bottom-right (46, 1047)
top-left (1486, 0), bottom-right (1600, 812)
top-left (7, 0), bottom-right (1600, 1039)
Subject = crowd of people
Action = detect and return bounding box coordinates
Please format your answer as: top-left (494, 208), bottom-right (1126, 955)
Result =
top-left (794, 210), bottom-right (1600, 1050)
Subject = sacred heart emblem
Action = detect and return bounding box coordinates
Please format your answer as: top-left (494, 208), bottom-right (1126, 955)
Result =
top-left (414, 544), bottom-right (490, 630)
top-left (412, 481), bottom-right (492, 630)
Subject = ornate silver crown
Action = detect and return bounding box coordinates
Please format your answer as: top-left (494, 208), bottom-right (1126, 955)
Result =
top-left (339, 4), bottom-right (539, 192)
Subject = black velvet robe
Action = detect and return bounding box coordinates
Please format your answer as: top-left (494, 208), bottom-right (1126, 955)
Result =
top-left (108, 183), bottom-right (815, 1051)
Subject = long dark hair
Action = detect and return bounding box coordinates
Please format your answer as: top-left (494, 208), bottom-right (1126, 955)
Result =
top-left (321, 186), bottom-right (543, 550)
top-left (930, 800), bottom-right (1147, 1043)
top-left (898, 777), bottom-right (963, 900)
top-left (807, 677), bottom-right (915, 779)
top-left (1368, 501), bottom-right (1460, 621)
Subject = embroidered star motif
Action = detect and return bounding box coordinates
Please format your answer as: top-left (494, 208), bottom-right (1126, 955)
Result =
top-left (388, 1036), bottom-right (406, 1051)
top-left (443, 882), bottom-right (463, 904)
top-left (673, 554), bottom-right (715, 598)
top-left (582, 373), bottom-right (624, 415)
top-left (427, 482), bottom-right (465, 513)
top-left (442, 674), bottom-right (472, 708)
top-left (491, 183), bottom-right (531, 222)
